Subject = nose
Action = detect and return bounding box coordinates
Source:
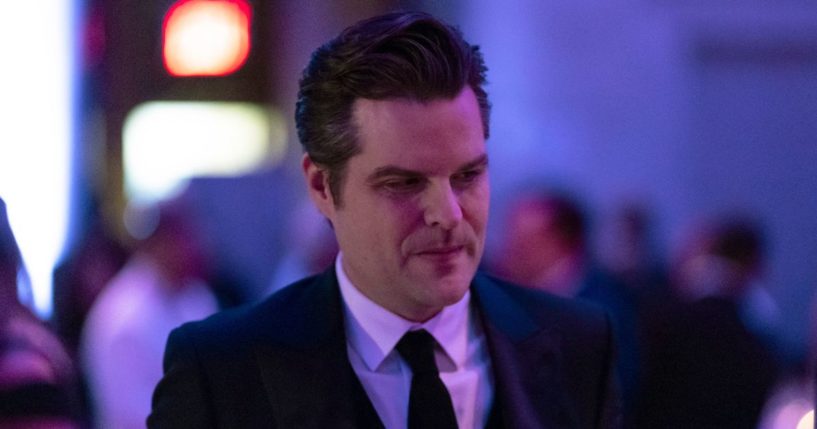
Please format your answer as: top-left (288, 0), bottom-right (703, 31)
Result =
top-left (423, 182), bottom-right (463, 230)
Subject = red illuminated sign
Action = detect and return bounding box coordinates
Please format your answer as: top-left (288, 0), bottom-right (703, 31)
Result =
top-left (162, 0), bottom-right (252, 77)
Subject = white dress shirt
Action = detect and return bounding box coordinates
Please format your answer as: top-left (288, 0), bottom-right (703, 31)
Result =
top-left (336, 253), bottom-right (494, 429)
top-left (80, 256), bottom-right (219, 429)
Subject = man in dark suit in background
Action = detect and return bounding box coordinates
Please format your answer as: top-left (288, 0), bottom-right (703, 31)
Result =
top-left (488, 190), bottom-right (641, 423)
top-left (149, 11), bottom-right (620, 428)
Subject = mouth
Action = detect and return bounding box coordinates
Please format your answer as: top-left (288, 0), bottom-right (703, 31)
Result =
top-left (416, 245), bottom-right (465, 257)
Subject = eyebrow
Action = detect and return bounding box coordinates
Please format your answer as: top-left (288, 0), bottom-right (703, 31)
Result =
top-left (367, 153), bottom-right (489, 183)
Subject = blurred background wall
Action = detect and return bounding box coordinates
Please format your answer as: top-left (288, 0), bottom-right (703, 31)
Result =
top-left (2, 0), bottom-right (816, 359)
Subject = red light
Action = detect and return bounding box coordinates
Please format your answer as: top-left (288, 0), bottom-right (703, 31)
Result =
top-left (162, 0), bottom-right (251, 77)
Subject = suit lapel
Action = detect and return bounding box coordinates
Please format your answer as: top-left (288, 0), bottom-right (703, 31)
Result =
top-left (473, 274), bottom-right (577, 428)
top-left (252, 269), bottom-right (383, 429)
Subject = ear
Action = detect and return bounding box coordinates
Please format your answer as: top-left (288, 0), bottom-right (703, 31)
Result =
top-left (302, 153), bottom-right (336, 219)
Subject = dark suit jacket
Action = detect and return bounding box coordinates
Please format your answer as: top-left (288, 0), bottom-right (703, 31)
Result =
top-left (635, 296), bottom-right (778, 428)
top-left (148, 269), bottom-right (620, 428)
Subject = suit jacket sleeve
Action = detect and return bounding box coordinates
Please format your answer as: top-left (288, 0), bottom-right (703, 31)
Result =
top-left (148, 326), bottom-right (215, 429)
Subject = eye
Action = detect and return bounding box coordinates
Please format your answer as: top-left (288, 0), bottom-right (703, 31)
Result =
top-left (381, 176), bottom-right (424, 193)
top-left (452, 168), bottom-right (484, 186)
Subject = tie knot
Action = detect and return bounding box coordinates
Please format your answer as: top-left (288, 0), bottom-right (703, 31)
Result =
top-left (396, 329), bottom-right (439, 374)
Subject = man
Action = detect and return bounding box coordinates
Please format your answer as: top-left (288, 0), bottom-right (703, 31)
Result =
top-left (149, 11), bottom-right (619, 428)
top-left (488, 189), bottom-right (640, 421)
top-left (83, 200), bottom-right (219, 429)
top-left (491, 190), bottom-right (590, 296)
top-left (636, 218), bottom-right (778, 428)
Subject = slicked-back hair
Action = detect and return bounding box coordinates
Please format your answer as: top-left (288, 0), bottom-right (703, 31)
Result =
top-left (295, 11), bottom-right (491, 205)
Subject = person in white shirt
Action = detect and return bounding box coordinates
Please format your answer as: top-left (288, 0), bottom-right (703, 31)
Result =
top-left (82, 201), bottom-right (218, 429)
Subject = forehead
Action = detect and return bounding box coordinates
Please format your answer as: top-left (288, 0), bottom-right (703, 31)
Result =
top-left (350, 88), bottom-right (486, 172)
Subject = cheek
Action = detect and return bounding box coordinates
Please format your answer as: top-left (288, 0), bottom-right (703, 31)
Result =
top-left (361, 198), bottom-right (422, 245)
top-left (390, 202), bottom-right (425, 237)
top-left (462, 187), bottom-right (490, 227)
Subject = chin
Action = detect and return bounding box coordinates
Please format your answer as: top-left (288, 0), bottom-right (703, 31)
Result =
top-left (405, 276), bottom-right (471, 321)
top-left (437, 272), bottom-right (475, 300)
top-left (408, 255), bottom-right (476, 289)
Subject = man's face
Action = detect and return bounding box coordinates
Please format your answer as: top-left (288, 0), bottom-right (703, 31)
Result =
top-left (304, 87), bottom-right (489, 322)
top-left (499, 199), bottom-right (564, 285)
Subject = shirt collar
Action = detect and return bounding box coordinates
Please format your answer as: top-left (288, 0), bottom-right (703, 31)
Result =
top-left (336, 252), bottom-right (471, 372)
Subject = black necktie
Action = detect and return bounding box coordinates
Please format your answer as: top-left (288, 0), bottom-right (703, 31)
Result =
top-left (395, 329), bottom-right (459, 429)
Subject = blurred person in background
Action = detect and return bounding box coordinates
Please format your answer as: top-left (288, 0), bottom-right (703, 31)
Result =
top-left (80, 196), bottom-right (219, 429)
top-left (671, 217), bottom-right (781, 344)
top-left (0, 197), bottom-right (82, 428)
top-left (596, 202), bottom-right (668, 295)
top-left (487, 188), bottom-right (641, 423)
top-left (635, 216), bottom-right (780, 428)
top-left (489, 189), bottom-right (593, 295)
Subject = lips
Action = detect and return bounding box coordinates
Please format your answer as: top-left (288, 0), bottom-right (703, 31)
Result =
top-left (416, 245), bottom-right (465, 256)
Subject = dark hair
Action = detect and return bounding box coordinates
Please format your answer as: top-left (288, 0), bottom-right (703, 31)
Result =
top-left (709, 218), bottom-right (765, 270)
top-left (540, 193), bottom-right (587, 251)
top-left (295, 11), bottom-right (491, 205)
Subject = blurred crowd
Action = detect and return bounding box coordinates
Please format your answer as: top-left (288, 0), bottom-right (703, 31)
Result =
top-left (483, 186), bottom-right (812, 429)
top-left (1, 185), bottom-right (814, 428)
